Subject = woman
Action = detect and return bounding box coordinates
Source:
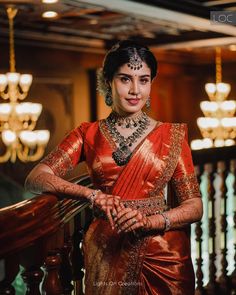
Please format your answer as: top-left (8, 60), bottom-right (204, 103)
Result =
top-left (25, 40), bottom-right (203, 295)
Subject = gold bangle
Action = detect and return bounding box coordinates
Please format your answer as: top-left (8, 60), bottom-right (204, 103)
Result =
top-left (160, 212), bottom-right (171, 231)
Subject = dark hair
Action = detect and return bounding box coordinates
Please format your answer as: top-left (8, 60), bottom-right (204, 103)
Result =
top-left (97, 40), bottom-right (158, 97)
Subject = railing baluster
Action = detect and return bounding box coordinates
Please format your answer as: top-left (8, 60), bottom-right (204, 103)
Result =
top-left (206, 163), bottom-right (219, 294)
top-left (195, 165), bottom-right (205, 295)
top-left (21, 268), bottom-right (44, 295)
top-left (230, 159), bottom-right (236, 295)
top-left (0, 256), bottom-right (19, 295)
top-left (60, 224), bottom-right (74, 295)
top-left (42, 252), bottom-right (62, 295)
top-left (218, 161), bottom-right (230, 294)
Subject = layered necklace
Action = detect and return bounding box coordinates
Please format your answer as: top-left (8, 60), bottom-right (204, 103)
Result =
top-left (105, 111), bottom-right (150, 166)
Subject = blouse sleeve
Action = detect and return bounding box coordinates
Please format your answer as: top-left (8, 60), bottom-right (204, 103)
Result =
top-left (40, 123), bottom-right (87, 177)
top-left (171, 138), bottom-right (201, 204)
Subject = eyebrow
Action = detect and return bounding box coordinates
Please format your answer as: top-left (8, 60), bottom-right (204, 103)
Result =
top-left (116, 73), bottom-right (151, 78)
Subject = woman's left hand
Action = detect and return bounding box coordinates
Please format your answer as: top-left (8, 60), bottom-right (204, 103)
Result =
top-left (114, 207), bottom-right (151, 233)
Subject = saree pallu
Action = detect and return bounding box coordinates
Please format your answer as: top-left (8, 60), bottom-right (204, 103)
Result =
top-left (42, 120), bottom-right (200, 295)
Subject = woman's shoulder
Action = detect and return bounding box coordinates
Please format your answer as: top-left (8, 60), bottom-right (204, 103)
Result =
top-left (74, 120), bottom-right (100, 133)
top-left (153, 121), bottom-right (187, 142)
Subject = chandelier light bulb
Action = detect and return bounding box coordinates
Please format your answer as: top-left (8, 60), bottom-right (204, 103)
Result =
top-left (220, 100), bottom-right (236, 113)
top-left (200, 101), bottom-right (218, 113)
top-left (197, 117), bottom-right (220, 129)
top-left (42, 11), bottom-right (58, 18)
top-left (202, 138), bottom-right (214, 148)
top-left (0, 75), bottom-right (8, 91)
top-left (216, 82), bottom-right (231, 95)
top-left (19, 131), bottom-right (37, 148)
top-left (224, 139), bottom-right (235, 146)
top-left (6, 72), bottom-right (20, 85)
top-left (29, 103), bottom-right (42, 117)
top-left (205, 83), bottom-right (216, 95)
top-left (0, 103), bottom-right (12, 116)
top-left (42, 0), bottom-right (58, 3)
top-left (221, 117), bottom-right (236, 128)
top-left (19, 74), bottom-right (33, 91)
top-left (191, 139), bottom-right (204, 150)
top-left (2, 130), bottom-right (17, 146)
top-left (214, 139), bottom-right (225, 147)
top-left (36, 130), bottom-right (50, 145)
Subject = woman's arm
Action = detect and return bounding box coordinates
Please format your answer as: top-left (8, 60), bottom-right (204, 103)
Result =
top-left (25, 163), bottom-right (121, 228)
top-left (25, 163), bottom-right (93, 198)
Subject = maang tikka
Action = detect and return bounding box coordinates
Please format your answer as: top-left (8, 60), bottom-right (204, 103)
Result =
top-left (127, 48), bottom-right (143, 70)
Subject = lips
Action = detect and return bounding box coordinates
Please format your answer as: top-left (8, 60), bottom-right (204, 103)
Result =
top-left (126, 98), bottom-right (140, 105)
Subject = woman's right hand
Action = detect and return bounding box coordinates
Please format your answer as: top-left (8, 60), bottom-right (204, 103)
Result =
top-left (93, 192), bottom-right (122, 229)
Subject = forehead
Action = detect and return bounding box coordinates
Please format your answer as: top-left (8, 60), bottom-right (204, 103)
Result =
top-left (116, 62), bottom-right (151, 76)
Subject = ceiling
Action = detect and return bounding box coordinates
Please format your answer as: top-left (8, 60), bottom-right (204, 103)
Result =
top-left (0, 0), bottom-right (236, 55)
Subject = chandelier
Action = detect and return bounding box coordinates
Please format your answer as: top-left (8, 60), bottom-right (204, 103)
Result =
top-left (0, 7), bottom-right (50, 163)
top-left (191, 47), bottom-right (236, 150)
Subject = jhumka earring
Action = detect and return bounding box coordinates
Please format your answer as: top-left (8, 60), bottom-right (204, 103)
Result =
top-left (105, 90), bottom-right (113, 106)
top-left (146, 97), bottom-right (151, 108)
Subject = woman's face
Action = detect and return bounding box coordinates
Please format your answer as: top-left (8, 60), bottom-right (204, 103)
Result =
top-left (110, 62), bottom-right (152, 116)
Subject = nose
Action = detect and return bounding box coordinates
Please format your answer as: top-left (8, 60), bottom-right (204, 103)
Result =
top-left (129, 80), bottom-right (140, 96)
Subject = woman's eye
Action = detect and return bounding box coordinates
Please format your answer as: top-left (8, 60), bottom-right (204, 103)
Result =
top-left (120, 77), bottom-right (130, 83)
top-left (140, 78), bottom-right (150, 84)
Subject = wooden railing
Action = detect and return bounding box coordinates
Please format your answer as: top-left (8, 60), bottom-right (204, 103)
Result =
top-left (0, 175), bottom-right (93, 295)
top-left (0, 146), bottom-right (235, 294)
top-left (192, 145), bottom-right (236, 295)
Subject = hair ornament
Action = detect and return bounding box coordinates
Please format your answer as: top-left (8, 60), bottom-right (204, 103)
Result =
top-left (127, 48), bottom-right (143, 70)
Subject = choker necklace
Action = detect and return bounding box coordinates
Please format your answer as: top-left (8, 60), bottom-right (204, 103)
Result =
top-left (109, 111), bottom-right (147, 129)
top-left (105, 112), bottom-right (150, 166)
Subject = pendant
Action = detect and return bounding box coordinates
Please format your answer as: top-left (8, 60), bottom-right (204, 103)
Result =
top-left (112, 145), bottom-right (132, 166)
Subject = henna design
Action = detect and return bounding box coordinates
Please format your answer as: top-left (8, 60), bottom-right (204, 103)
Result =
top-left (25, 172), bottom-right (90, 199)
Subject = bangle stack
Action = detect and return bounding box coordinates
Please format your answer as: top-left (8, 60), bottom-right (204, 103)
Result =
top-left (87, 189), bottom-right (101, 207)
top-left (160, 212), bottom-right (171, 232)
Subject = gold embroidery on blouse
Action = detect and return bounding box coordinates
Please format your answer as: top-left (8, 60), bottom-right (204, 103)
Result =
top-left (149, 123), bottom-right (186, 198)
top-left (172, 173), bottom-right (201, 203)
top-left (41, 130), bottom-right (83, 177)
top-left (99, 119), bottom-right (116, 149)
top-left (41, 146), bottom-right (73, 177)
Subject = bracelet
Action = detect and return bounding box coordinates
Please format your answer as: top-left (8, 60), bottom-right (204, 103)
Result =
top-left (160, 212), bottom-right (171, 232)
top-left (87, 189), bottom-right (101, 207)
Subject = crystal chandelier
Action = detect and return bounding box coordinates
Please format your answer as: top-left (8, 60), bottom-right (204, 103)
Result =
top-left (191, 47), bottom-right (236, 150)
top-left (0, 7), bottom-right (50, 163)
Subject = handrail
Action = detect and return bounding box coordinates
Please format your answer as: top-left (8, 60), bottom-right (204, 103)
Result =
top-left (0, 174), bottom-right (92, 259)
top-left (0, 174), bottom-right (92, 295)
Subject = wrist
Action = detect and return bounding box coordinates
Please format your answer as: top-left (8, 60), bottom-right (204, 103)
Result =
top-left (160, 212), bottom-right (171, 232)
top-left (87, 189), bottom-right (101, 207)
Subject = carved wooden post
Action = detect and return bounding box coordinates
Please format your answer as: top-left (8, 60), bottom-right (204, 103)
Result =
top-left (230, 159), bottom-right (236, 295)
top-left (0, 255), bottom-right (19, 295)
top-left (218, 161), bottom-right (230, 294)
top-left (21, 268), bottom-right (44, 295)
top-left (206, 163), bottom-right (219, 294)
top-left (60, 224), bottom-right (74, 295)
top-left (194, 165), bottom-right (205, 295)
top-left (72, 213), bottom-right (86, 295)
top-left (42, 252), bottom-right (63, 295)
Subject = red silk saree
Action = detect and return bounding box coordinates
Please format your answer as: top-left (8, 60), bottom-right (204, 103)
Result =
top-left (42, 120), bottom-right (201, 295)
